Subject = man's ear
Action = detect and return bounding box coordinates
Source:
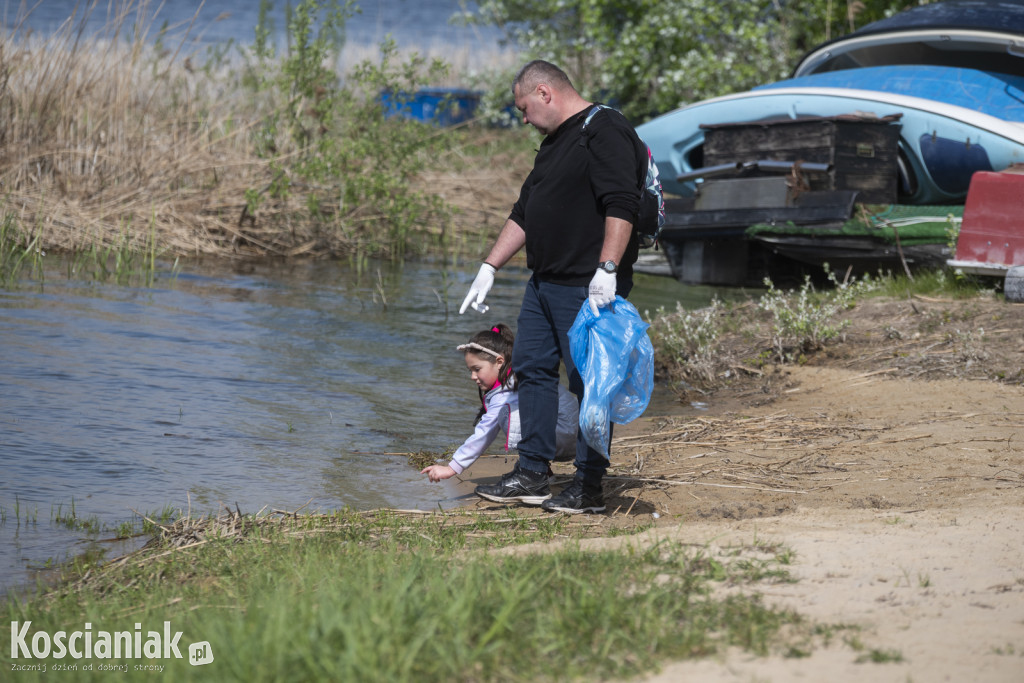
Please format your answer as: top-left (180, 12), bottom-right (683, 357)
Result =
top-left (536, 84), bottom-right (552, 104)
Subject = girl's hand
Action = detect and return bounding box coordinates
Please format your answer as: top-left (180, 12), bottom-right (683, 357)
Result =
top-left (421, 464), bottom-right (456, 482)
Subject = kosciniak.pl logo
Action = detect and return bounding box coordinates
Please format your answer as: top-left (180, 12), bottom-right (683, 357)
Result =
top-left (10, 621), bottom-right (214, 668)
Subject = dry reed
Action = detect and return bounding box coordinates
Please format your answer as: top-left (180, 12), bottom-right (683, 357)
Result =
top-left (1, 5), bottom-right (261, 256)
top-left (603, 411), bottom-right (876, 498)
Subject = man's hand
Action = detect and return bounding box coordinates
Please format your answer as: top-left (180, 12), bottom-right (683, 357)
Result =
top-left (588, 268), bottom-right (616, 315)
top-left (460, 263), bottom-right (496, 314)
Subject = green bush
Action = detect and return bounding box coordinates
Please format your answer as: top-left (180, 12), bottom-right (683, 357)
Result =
top-left (649, 298), bottom-right (724, 385)
top-left (758, 269), bottom-right (877, 362)
top-left (458, 0), bottom-right (921, 122)
top-left (238, 0), bottom-right (457, 259)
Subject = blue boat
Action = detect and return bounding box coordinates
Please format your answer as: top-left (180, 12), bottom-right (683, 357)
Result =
top-left (635, 0), bottom-right (1024, 284)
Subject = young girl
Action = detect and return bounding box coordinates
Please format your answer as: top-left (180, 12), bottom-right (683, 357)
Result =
top-left (422, 324), bottom-right (578, 482)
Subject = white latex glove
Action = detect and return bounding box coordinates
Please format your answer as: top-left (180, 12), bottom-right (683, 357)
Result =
top-left (460, 263), bottom-right (496, 314)
top-left (588, 268), bottom-right (617, 315)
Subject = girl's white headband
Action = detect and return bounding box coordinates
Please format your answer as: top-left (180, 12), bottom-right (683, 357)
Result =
top-left (457, 342), bottom-right (501, 359)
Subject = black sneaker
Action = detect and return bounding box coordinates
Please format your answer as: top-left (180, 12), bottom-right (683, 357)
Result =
top-left (541, 480), bottom-right (606, 514)
top-left (475, 465), bottom-right (551, 505)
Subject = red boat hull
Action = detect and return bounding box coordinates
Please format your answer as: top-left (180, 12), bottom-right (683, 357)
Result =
top-left (948, 169), bottom-right (1024, 276)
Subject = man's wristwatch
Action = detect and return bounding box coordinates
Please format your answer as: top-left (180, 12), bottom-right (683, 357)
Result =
top-left (598, 260), bottom-right (617, 274)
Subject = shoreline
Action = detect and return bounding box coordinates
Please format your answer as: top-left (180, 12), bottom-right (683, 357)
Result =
top-left (5, 362), bottom-right (1023, 681)
top-left (4, 287), bottom-right (1022, 679)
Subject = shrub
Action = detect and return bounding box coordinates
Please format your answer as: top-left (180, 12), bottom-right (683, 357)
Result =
top-left (758, 269), bottom-right (876, 362)
top-left (239, 1), bottom-right (457, 259)
top-left (648, 298), bottom-right (724, 386)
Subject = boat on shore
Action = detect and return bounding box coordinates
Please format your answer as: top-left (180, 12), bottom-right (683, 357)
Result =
top-left (947, 168), bottom-right (1024, 278)
top-left (637, 0), bottom-right (1024, 286)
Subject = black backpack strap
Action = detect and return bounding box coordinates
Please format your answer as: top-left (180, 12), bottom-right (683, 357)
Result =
top-left (578, 104), bottom-right (612, 148)
top-left (579, 105), bottom-right (647, 195)
top-left (582, 104), bottom-right (610, 130)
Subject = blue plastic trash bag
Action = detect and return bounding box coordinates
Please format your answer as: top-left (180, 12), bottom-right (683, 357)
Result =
top-left (568, 295), bottom-right (654, 458)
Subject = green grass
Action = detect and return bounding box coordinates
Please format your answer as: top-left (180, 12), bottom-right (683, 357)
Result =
top-left (649, 267), bottom-right (1007, 387)
top-left (2, 498), bottom-right (176, 539)
top-left (1, 207), bottom-right (179, 291)
top-left (51, 498), bottom-right (100, 535)
top-left (3, 508), bottom-right (820, 681)
top-left (0, 212), bottom-right (45, 288)
top-left (865, 267), bottom-right (1000, 300)
top-left (855, 647), bottom-right (905, 664)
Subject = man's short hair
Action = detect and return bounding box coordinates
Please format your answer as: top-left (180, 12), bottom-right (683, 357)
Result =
top-left (513, 60), bottom-right (575, 96)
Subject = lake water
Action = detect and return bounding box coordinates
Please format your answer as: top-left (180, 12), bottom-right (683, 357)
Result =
top-left (0, 258), bottom-right (731, 595)
top-left (2, 0), bottom-right (503, 52)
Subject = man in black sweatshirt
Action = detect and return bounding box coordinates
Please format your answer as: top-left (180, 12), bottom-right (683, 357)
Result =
top-left (460, 59), bottom-right (642, 514)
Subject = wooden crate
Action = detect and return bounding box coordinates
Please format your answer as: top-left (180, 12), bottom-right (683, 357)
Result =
top-left (701, 114), bottom-right (902, 204)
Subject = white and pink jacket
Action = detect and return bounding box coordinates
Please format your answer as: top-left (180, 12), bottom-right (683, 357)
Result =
top-left (448, 381), bottom-right (578, 474)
